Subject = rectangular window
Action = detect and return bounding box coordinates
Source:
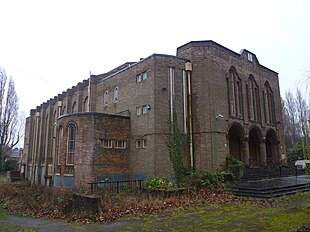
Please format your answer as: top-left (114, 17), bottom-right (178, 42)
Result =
top-left (247, 53), bottom-right (253, 62)
top-left (103, 139), bottom-right (113, 148)
top-left (136, 106), bottom-right (142, 116)
top-left (142, 139), bottom-right (147, 148)
top-left (114, 86), bottom-right (119, 103)
top-left (142, 72), bottom-right (148, 80)
top-left (136, 139), bottom-right (141, 148)
top-left (136, 74), bottom-right (142, 83)
top-left (136, 139), bottom-right (147, 148)
top-left (142, 105), bottom-right (148, 114)
top-left (66, 125), bottom-right (76, 165)
top-left (115, 140), bottom-right (126, 149)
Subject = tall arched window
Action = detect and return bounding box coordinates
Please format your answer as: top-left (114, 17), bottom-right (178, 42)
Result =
top-left (114, 86), bottom-right (119, 102)
top-left (58, 126), bottom-right (64, 165)
top-left (66, 124), bottom-right (76, 165)
top-left (104, 90), bottom-right (109, 106)
top-left (52, 110), bottom-right (57, 164)
top-left (263, 82), bottom-right (276, 124)
top-left (44, 114), bottom-right (49, 163)
top-left (61, 106), bottom-right (66, 116)
top-left (227, 67), bottom-right (243, 118)
top-left (72, 101), bottom-right (77, 113)
top-left (83, 96), bottom-right (89, 112)
top-left (247, 75), bottom-right (261, 121)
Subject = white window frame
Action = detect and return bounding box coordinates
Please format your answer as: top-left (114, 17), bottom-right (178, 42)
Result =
top-left (115, 140), bottom-right (126, 149)
top-left (136, 139), bottom-right (141, 148)
top-left (66, 124), bottom-right (76, 165)
top-left (136, 139), bottom-right (147, 148)
top-left (136, 106), bottom-right (142, 116)
top-left (136, 74), bottom-right (142, 83)
top-left (103, 139), bottom-right (113, 148)
top-left (247, 53), bottom-right (253, 62)
top-left (142, 139), bottom-right (147, 148)
top-left (142, 71), bottom-right (148, 80)
top-left (142, 105), bottom-right (148, 114)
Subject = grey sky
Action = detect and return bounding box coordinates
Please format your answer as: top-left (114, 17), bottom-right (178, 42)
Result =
top-left (0, 0), bottom-right (309, 115)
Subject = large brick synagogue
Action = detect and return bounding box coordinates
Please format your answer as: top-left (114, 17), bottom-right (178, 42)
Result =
top-left (22, 40), bottom-right (285, 187)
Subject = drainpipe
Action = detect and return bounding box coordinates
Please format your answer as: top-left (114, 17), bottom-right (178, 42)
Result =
top-left (31, 112), bottom-right (40, 185)
top-left (185, 62), bottom-right (194, 168)
top-left (88, 72), bottom-right (92, 112)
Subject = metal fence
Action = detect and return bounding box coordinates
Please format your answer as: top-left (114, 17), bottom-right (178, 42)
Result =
top-left (89, 179), bottom-right (144, 194)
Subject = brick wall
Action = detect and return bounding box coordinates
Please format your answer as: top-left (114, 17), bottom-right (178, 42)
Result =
top-left (56, 112), bottom-right (130, 187)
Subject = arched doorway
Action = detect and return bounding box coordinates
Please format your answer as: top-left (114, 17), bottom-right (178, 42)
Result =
top-left (248, 127), bottom-right (262, 166)
top-left (266, 129), bottom-right (278, 166)
top-left (228, 124), bottom-right (244, 162)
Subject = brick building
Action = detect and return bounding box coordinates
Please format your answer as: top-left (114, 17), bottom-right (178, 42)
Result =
top-left (23, 40), bottom-right (285, 187)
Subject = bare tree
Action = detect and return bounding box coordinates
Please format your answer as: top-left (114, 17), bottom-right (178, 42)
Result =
top-left (0, 68), bottom-right (23, 171)
top-left (295, 89), bottom-right (309, 157)
top-left (281, 98), bottom-right (291, 147)
top-left (295, 89), bottom-right (307, 137)
top-left (284, 90), bottom-right (298, 148)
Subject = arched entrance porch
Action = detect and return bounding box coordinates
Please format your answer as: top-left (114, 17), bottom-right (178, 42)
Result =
top-left (266, 129), bottom-right (279, 166)
top-left (248, 127), bottom-right (263, 166)
top-left (228, 123), bottom-right (245, 163)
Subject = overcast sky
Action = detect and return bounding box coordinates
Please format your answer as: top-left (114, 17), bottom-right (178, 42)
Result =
top-left (0, 0), bottom-right (309, 116)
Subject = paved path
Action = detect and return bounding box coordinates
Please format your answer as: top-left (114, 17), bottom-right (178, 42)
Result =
top-left (1, 215), bottom-right (137, 232)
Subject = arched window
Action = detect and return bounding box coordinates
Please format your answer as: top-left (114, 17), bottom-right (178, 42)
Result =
top-left (263, 82), bottom-right (276, 124)
top-left (57, 126), bottom-right (64, 165)
top-left (104, 90), bottom-right (109, 106)
top-left (72, 101), bottom-right (77, 113)
top-left (52, 110), bottom-right (57, 164)
top-left (227, 67), bottom-right (243, 118)
top-left (61, 106), bottom-right (66, 116)
top-left (114, 86), bottom-right (119, 102)
top-left (44, 114), bottom-right (49, 163)
top-left (83, 96), bottom-right (89, 112)
top-left (66, 124), bottom-right (76, 165)
top-left (247, 75), bottom-right (260, 121)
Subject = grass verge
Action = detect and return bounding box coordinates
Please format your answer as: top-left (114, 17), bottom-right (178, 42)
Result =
top-left (114, 192), bottom-right (310, 232)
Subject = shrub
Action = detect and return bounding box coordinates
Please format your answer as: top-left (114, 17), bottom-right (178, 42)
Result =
top-left (226, 157), bottom-right (244, 179)
top-left (184, 170), bottom-right (225, 189)
top-left (143, 177), bottom-right (175, 192)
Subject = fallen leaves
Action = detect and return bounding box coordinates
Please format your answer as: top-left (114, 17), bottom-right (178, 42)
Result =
top-left (0, 181), bottom-right (272, 224)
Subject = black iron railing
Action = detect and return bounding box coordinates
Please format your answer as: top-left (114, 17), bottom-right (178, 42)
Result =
top-left (89, 179), bottom-right (144, 193)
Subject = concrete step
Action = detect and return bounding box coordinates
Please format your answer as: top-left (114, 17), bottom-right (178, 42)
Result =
top-left (229, 175), bottom-right (310, 199)
top-left (241, 167), bottom-right (305, 181)
top-left (231, 185), bottom-right (310, 199)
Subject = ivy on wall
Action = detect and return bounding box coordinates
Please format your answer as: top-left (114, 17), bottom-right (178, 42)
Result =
top-left (167, 107), bottom-right (187, 183)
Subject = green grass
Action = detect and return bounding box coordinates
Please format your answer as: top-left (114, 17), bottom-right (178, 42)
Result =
top-left (0, 175), bottom-right (7, 186)
top-left (115, 192), bottom-right (310, 232)
top-left (0, 207), bottom-right (7, 220)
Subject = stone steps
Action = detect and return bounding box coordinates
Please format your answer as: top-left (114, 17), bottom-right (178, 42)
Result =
top-left (241, 167), bottom-right (305, 181)
top-left (229, 175), bottom-right (310, 199)
top-left (230, 183), bottom-right (310, 199)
